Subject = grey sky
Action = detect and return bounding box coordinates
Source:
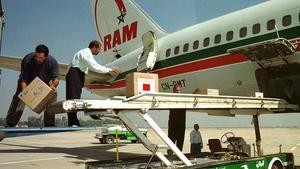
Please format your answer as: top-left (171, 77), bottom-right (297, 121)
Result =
top-left (0, 0), bottom-right (299, 127)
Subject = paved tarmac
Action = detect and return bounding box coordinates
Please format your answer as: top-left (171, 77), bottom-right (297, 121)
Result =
top-left (0, 128), bottom-right (299, 169)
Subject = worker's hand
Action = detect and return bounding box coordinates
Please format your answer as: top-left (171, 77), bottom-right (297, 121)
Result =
top-left (109, 68), bottom-right (120, 76)
top-left (49, 85), bottom-right (57, 94)
top-left (20, 81), bottom-right (27, 91)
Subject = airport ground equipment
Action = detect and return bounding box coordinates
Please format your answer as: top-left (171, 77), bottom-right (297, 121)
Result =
top-left (208, 132), bottom-right (251, 158)
top-left (95, 125), bottom-right (147, 144)
top-left (47, 92), bottom-right (298, 168)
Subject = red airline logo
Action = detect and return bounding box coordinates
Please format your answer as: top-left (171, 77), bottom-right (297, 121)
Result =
top-left (115, 0), bottom-right (126, 13)
top-left (95, 0), bottom-right (139, 52)
top-left (103, 21), bottom-right (138, 51)
top-left (143, 83), bottom-right (151, 91)
top-left (115, 0), bottom-right (126, 24)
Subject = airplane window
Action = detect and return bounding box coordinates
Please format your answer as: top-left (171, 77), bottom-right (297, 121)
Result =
top-left (193, 40), bottom-right (199, 50)
top-left (174, 46), bottom-right (180, 55)
top-left (214, 34), bottom-right (221, 44)
top-left (252, 23), bottom-right (260, 34)
top-left (166, 48), bottom-right (171, 57)
top-left (239, 27), bottom-right (247, 38)
top-left (183, 43), bottom-right (189, 53)
top-left (282, 15), bottom-right (291, 27)
top-left (226, 31), bottom-right (233, 41)
top-left (267, 19), bottom-right (276, 30)
top-left (203, 37), bottom-right (210, 47)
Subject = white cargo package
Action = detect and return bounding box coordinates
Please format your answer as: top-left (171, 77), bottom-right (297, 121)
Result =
top-left (137, 78), bottom-right (156, 94)
top-left (125, 72), bottom-right (159, 97)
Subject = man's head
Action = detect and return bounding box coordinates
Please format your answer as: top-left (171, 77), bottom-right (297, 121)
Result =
top-left (193, 88), bottom-right (201, 94)
top-left (34, 44), bottom-right (49, 64)
top-left (173, 84), bottom-right (181, 93)
top-left (89, 40), bottom-right (101, 55)
top-left (194, 124), bottom-right (199, 131)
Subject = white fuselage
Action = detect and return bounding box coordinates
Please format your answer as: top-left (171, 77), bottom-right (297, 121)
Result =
top-left (87, 0), bottom-right (300, 97)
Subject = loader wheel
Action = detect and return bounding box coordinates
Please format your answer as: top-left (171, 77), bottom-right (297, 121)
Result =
top-left (98, 138), bottom-right (104, 144)
top-left (105, 135), bottom-right (115, 144)
top-left (271, 161), bottom-right (283, 169)
top-left (131, 140), bottom-right (138, 143)
top-left (271, 162), bottom-right (283, 169)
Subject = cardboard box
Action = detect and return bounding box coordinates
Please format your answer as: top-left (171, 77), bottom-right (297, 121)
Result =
top-left (250, 92), bottom-right (264, 98)
top-left (18, 77), bottom-right (56, 113)
top-left (125, 72), bottom-right (159, 97)
top-left (194, 88), bottom-right (219, 95)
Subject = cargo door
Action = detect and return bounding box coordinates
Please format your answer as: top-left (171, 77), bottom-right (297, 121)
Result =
top-left (137, 31), bottom-right (158, 72)
top-left (227, 38), bottom-right (296, 68)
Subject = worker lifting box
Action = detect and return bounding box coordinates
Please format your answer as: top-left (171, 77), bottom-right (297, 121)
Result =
top-left (18, 77), bottom-right (56, 113)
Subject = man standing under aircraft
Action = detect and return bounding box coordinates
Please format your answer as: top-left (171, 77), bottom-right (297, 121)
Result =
top-left (66, 40), bottom-right (119, 126)
top-left (168, 85), bottom-right (186, 151)
top-left (6, 44), bottom-right (59, 127)
top-left (190, 123), bottom-right (203, 156)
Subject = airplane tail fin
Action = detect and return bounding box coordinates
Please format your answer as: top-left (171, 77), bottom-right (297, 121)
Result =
top-left (91, 0), bottom-right (167, 63)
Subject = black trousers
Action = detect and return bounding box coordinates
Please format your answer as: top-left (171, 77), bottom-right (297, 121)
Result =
top-left (168, 124), bottom-right (185, 151)
top-left (66, 67), bottom-right (85, 126)
top-left (190, 143), bottom-right (202, 155)
top-left (168, 109), bottom-right (186, 151)
top-left (6, 83), bottom-right (56, 127)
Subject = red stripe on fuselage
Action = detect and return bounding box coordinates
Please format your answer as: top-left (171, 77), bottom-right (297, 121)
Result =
top-left (85, 53), bottom-right (247, 89)
top-left (155, 53), bottom-right (247, 79)
top-left (86, 80), bottom-right (125, 89)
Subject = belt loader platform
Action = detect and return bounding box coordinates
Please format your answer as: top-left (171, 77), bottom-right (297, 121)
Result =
top-left (47, 93), bottom-right (299, 168)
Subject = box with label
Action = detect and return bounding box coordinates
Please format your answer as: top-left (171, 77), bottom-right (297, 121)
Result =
top-left (194, 88), bottom-right (219, 95)
top-left (250, 92), bottom-right (264, 98)
top-left (18, 77), bottom-right (56, 114)
top-left (125, 72), bottom-right (159, 97)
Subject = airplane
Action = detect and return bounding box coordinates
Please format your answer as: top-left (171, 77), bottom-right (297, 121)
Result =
top-left (0, 1), bottom-right (299, 167)
top-left (0, 0), bottom-right (300, 101)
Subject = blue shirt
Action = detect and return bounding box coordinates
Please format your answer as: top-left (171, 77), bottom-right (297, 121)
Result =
top-left (190, 130), bottom-right (202, 144)
top-left (19, 52), bottom-right (58, 85)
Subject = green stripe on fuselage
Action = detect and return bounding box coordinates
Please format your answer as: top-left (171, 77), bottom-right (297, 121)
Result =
top-left (155, 26), bottom-right (300, 70)
top-left (92, 25), bottom-right (300, 84)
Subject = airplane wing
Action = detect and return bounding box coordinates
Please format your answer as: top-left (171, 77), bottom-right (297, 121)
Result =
top-left (0, 55), bottom-right (22, 71)
top-left (0, 55), bottom-right (119, 84)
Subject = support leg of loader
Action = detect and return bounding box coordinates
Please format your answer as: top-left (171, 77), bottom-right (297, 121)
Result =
top-left (139, 112), bottom-right (192, 166)
top-left (117, 111), bottom-right (172, 167)
top-left (253, 114), bottom-right (263, 156)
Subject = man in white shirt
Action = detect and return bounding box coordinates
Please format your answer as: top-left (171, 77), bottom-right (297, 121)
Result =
top-left (66, 40), bottom-right (119, 126)
top-left (190, 124), bottom-right (203, 156)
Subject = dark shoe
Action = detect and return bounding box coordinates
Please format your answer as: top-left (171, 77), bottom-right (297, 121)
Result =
top-left (44, 125), bottom-right (55, 127)
top-left (5, 124), bottom-right (15, 128)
